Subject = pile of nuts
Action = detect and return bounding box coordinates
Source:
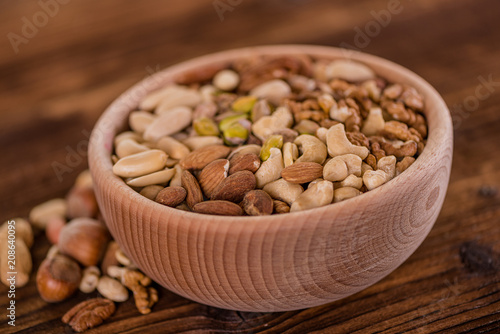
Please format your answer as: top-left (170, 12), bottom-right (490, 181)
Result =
top-left (0, 170), bottom-right (158, 332)
top-left (112, 55), bottom-right (428, 216)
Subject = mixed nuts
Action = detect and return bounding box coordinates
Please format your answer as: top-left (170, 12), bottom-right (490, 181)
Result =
top-left (1, 170), bottom-right (159, 332)
top-left (112, 55), bottom-right (428, 216)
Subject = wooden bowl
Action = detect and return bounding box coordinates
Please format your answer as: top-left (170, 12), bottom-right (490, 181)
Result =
top-left (89, 45), bottom-right (453, 312)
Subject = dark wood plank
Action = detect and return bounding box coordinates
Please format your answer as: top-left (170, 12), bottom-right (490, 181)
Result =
top-left (1, 0), bottom-right (499, 332)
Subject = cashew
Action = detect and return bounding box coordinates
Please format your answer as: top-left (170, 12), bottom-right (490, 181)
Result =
top-left (339, 174), bottom-right (363, 189)
top-left (290, 180), bottom-right (334, 212)
top-left (263, 179), bottom-right (304, 205)
top-left (255, 148), bottom-right (284, 188)
top-left (316, 127), bottom-right (328, 143)
top-left (282, 142), bottom-right (298, 167)
top-left (116, 139), bottom-right (150, 159)
top-left (333, 187), bottom-right (362, 203)
top-left (182, 136), bottom-right (223, 151)
top-left (361, 107), bottom-right (385, 136)
top-left (326, 124), bottom-right (369, 159)
top-left (294, 135), bottom-right (327, 164)
top-left (79, 266), bottom-right (100, 293)
top-left (129, 111), bottom-right (156, 134)
top-left (361, 162), bottom-right (374, 176)
top-left (325, 60), bottom-right (375, 82)
top-left (156, 136), bottom-right (191, 160)
top-left (377, 155), bottom-right (397, 181)
top-left (323, 154), bottom-right (362, 181)
top-left (362, 79), bottom-right (381, 102)
top-left (249, 79), bottom-right (291, 106)
top-left (363, 170), bottom-right (388, 190)
top-left (323, 158), bottom-right (348, 182)
top-left (294, 120), bottom-right (320, 135)
top-left (329, 104), bottom-right (352, 123)
top-left (97, 276), bottom-right (129, 302)
top-left (228, 144), bottom-right (262, 159)
top-left (251, 106), bottom-right (293, 141)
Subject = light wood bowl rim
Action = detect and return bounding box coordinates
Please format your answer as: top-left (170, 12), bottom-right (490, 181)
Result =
top-left (89, 44), bottom-right (452, 225)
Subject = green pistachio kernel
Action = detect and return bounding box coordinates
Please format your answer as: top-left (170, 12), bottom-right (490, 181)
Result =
top-left (193, 117), bottom-right (220, 136)
top-left (218, 113), bottom-right (248, 132)
top-left (223, 123), bottom-right (249, 146)
top-left (232, 96), bottom-right (257, 113)
top-left (260, 135), bottom-right (284, 161)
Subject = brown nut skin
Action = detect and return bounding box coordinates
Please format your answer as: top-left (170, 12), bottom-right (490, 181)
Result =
top-left (58, 218), bottom-right (110, 267)
top-left (242, 190), bottom-right (273, 216)
top-left (36, 254), bottom-right (82, 303)
top-left (45, 216), bottom-right (66, 245)
top-left (210, 170), bottom-right (256, 203)
top-left (155, 186), bottom-right (187, 207)
top-left (101, 241), bottom-right (120, 276)
top-left (193, 201), bottom-right (243, 216)
top-left (66, 186), bottom-right (99, 219)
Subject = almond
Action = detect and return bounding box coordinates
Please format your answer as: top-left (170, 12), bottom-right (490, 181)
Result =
top-left (179, 145), bottom-right (231, 170)
top-left (181, 171), bottom-right (203, 209)
top-left (273, 200), bottom-right (290, 214)
top-left (242, 190), bottom-right (273, 216)
top-left (155, 186), bottom-right (187, 207)
top-left (228, 153), bottom-right (261, 175)
top-left (198, 159), bottom-right (229, 198)
top-left (281, 162), bottom-right (324, 184)
top-left (211, 170), bottom-right (256, 203)
top-left (193, 201), bottom-right (243, 216)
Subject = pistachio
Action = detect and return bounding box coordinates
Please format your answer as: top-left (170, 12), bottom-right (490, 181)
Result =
top-left (218, 113), bottom-right (248, 132)
top-left (232, 96), bottom-right (257, 113)
top-left (223, 122), bottom-right (249, 146)
top-left (193, 117), bottom-right (220, 136)
top-left (260, 135), bottom-right (284, 161)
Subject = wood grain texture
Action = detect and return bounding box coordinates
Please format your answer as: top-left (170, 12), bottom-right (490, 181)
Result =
top-left (0, 0), bottom-right (499, 332)
top-left (89, 45), bottom-right (453, 312)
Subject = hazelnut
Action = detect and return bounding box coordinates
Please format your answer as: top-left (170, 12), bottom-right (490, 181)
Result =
top-left (36, 254), bottom-right (82, 303)
top-left (66, 186), bottom-right (99, 219)
top-left (45, 216), bottom-right (66, 245)
top-left (58, 218), bottom-right (110, 267)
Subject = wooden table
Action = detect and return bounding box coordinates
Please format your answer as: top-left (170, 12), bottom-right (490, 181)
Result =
top-left (1, 0), bottom-right (499, 332)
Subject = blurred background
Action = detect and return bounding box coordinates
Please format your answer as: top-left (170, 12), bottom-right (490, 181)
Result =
top-left (1, 0), bottom-right (498, 218)
top-left (0, 0), bottom-right (499, 332)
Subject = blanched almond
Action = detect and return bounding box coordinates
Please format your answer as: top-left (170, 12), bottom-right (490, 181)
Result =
top-left (112, 150), bottom-right (167, 178)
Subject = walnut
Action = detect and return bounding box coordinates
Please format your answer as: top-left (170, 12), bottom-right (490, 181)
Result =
top-left (62, 298), bottom-right (115, 332)
top-left (346, 131), bottom-right (370, 148)
top-left (122, 270), bottom-right (158, 315)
